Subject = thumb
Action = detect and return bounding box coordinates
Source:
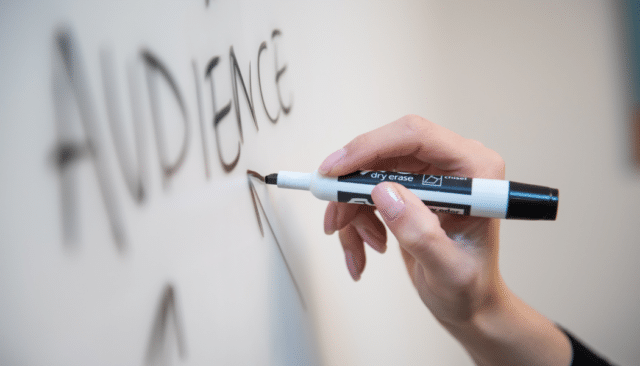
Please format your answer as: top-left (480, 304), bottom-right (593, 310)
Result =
top-left (371, 182), bottom-right (463, 276)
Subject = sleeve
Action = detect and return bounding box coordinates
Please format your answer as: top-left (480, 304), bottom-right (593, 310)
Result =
top-left (560, 327), bottom-right (616, 366)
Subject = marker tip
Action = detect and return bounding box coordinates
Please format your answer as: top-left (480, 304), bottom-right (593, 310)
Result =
top-left (265, 174), bottom-right (278, 185)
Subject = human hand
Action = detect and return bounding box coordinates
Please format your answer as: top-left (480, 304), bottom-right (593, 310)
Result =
top-left (319, 115), bottom-right (572, 366)
top-left (319, 115), bottom-right (507, 326)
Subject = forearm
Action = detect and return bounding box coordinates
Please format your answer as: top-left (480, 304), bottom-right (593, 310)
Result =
top-left (442, 279), bottom-right (572, 366)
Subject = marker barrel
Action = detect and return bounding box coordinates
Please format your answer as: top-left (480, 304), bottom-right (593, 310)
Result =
top-left (272, 170), bottom-right (558, 220)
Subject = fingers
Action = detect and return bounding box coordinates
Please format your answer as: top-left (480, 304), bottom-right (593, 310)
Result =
top-left (325, 203), bottom-right (387, 251)
top-left (371, 182), bottom-right (471, 282)
top-left (351, 210), bottom-right (387, 253)
top-left (318, 115), bottom-right (505, 179)
top-left (319, 115), bottom-right (465, 175)
top-left (339, 225), bottom-right (366, 281)
top-left (324, 201), bottom-right (359, 234)
top-left (320, 116), bottom-right (503, 283)
top-left (325, 203), bottom-right (388, 280)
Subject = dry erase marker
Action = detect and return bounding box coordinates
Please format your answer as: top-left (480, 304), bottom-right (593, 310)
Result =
top-left (265, 170), bottom-right (558, 220)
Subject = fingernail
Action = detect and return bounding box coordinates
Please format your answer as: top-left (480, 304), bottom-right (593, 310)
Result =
top-left (319, 148), bottom-right (346, 175)
top-left (377, 185), bottom-right (405, 222)
top-left (358, 227), bottom-right (386, 253)
top-left (345, 250), bottom-right (360, 281)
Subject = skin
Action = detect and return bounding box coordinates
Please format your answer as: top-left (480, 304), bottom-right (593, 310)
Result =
top-left (319, 115), bottom-right (572, 366)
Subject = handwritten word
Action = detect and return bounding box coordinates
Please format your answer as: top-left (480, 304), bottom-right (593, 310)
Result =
top-left (51, 26), bottom-right (292, 247)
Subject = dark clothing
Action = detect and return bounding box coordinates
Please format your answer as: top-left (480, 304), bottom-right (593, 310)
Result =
top-left (561, 328), bottom-right (615, 366)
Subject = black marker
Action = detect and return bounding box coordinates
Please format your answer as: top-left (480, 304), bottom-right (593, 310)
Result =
top-left (265, 170), bottom-right (558, 220)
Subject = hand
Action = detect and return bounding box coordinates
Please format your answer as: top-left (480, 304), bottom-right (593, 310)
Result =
top-left (319, 115), bottom-right (571, 366)
top-left (319, 115), bottom-right (505, 325)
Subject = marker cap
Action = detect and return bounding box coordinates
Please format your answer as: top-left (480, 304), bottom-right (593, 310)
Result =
top-left (506, 182), bottom-right (559, 220)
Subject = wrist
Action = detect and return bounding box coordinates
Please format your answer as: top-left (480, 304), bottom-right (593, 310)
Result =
top-left (438, 276), bottom-right (510, 349)
top-left (440, 278), bottom-right (572, 366)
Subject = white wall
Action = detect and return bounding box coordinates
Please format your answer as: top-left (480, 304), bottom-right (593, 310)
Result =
top-left (1, 1), bottom-right (637, 365)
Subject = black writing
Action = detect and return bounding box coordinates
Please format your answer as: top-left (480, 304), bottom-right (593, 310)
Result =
top-left (50, 26), bottom-right (293, 246)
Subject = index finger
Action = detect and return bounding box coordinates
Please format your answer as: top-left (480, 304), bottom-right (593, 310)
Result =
top-left (319, 115), bottom-right (491, 177)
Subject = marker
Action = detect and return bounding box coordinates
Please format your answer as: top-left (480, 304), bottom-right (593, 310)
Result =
top-left (265, 170), bottom-right (558, 220)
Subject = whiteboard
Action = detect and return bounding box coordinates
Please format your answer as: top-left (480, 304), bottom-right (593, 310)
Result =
top-left (2, 1), bottom-right (639, 365)
top-left (0, 1), bottom-right (316, 365)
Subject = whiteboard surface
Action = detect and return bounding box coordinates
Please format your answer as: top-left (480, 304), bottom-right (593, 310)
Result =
top-left (2, 1), bottom-right (639, 365)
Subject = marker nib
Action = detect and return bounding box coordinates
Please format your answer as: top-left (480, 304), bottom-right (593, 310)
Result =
top-left (265, 173), bottom-right (278, 185)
